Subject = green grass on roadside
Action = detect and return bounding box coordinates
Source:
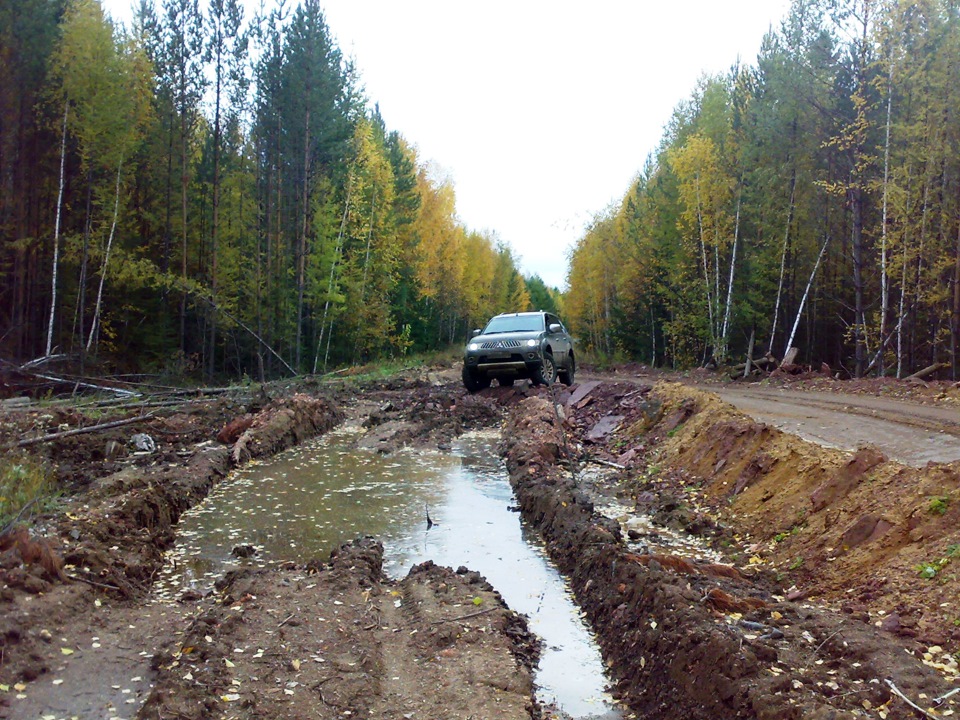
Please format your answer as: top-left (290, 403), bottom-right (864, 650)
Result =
top-left (0, 452), bottom-right (56, 528)
top-left (320, 348), bottom-right (459, 383)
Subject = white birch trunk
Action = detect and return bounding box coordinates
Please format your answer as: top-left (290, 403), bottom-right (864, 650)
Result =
top-left (46, 103), bottom-right (69, 357)
top-left (313, 173), bottom-right (352, 374)
top-left (879, 54), bottom-right (894, 373)
top-left (769, 181), bottom-right (795, 354)
top-left (87, 157), bottom-right (123, 352)
top-left (719, 182), bottom-right (742, 362)
top-left (785, 235), bottom-right (830, 358)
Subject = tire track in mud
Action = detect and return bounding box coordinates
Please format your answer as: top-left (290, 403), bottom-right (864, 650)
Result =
top-left (709, 386), bottom-right (960, 466)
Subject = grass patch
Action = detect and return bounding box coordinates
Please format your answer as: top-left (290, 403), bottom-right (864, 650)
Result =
top-left (928, 495), bottom-right (951, 515)
top-left (1, 452), bottom-right (56, 528)
top-left (320, 348), bottom-right (460, 384)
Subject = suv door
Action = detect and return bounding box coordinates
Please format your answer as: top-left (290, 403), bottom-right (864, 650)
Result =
top-left (545, 314), bottom-right (570, 358)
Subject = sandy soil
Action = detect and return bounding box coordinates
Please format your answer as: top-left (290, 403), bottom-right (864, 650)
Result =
top-left (2, 364), bottom-right (960, 719)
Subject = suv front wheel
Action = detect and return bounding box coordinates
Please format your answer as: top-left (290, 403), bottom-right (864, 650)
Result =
top-left (462, 366), bottom-right (491, 393)
top-left (533, 352), bottom-right (557, 386)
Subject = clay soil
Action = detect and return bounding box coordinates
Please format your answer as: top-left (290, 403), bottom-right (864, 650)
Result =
top-left (1, 364), bottom-right (959, 719)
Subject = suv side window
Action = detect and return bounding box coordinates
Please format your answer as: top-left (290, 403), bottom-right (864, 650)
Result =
top-left (546, 314), bottom-right (560, 331)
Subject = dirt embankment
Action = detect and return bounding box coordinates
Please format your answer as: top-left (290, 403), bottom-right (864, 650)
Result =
top-left (649, 382), bottom-right (960, 643)
top-left (503, 382), bottom-right (960, 719)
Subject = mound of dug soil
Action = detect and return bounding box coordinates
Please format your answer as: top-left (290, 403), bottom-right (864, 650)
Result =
top-left (648, 382), bottom-right (960, 648)
top-left (141, 538), bottom-right (540, 720)
top-left (503, 391), bottom-right (959, 719)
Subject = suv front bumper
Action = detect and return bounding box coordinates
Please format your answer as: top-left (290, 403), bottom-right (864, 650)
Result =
top-left (464, 349), bottom-right (544, 377)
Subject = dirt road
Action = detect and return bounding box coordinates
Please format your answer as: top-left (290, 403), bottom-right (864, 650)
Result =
top-left (707, 385), bottom-right (960, 466)
top-left (3, 367), bottom-right (960, 720)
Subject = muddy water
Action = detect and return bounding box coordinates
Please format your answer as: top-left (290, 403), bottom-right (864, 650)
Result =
top-left (155, 428), bottom-right (623, 719)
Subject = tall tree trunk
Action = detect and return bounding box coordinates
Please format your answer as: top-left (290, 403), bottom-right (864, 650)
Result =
top-left (208, 54), bottom-right (222, 381)
top-left (719, 180), bottom-right (742, 363)
top-left (313, 172), bottom-right (351, 374)
top-left (179, 95), bottom-right (189, 355)
top-left (45, 103), bottom-right (68, 358)
top-left (879, 53), bottom-right (894, 376)
top-left (769, 177), bottom-right (796, 354)
top-left (87, 158), bottom-right (123, 352)
top-left (953, 196), bottom-right (960, 380)
top-left (295, 109), bottom-right (311, 372)
top-left (786, 235), bottom-right (830, 357)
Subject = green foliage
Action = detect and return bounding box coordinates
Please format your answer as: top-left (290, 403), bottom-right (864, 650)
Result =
top-left (565, 0), bottom-right (960, 377)
top-left (0, 453), bottom-right (56, 527)
top-left (0, 0), bottom-right (531, 379)
top-left (929, 495), bottom-right (951, 516)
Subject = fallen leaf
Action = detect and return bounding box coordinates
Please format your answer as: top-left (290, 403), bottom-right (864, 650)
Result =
top-left (292, 659), bottom-right (301, 671)
top-left (224, 659), bottom-right (235, 668)
top-left (60, 648), bottom-right (74, 655)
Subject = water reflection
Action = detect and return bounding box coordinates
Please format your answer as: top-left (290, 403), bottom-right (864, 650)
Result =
top-left (155, 427), bottom-right (621, 719)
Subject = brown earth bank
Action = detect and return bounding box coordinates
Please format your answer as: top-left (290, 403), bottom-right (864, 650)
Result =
top-left (1, 364), bottom-right (959, 719)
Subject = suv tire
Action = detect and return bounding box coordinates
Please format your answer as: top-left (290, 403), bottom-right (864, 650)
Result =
top-left (558, 355), bottom-right (576, 386)
top-left (462, 366), bottom-right (491, 393)
top-left (533, 352), bottom-right (557, 386)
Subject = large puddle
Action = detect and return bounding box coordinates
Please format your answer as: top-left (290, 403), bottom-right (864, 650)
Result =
top-left (155, 427), bottom-right (623, 719)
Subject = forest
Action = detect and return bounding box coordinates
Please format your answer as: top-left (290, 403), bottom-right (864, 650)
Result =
top-left (0, 0), bottom-right (560, 380)
top-left (566, 0), bottom-right (960, 379)
top-left (4, 0), bottom-right (960, 382)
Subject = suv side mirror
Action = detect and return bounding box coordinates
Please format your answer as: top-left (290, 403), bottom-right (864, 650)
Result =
top-left (548, 323), bottom-right (562, 333)
top-left (471, 328), bottom-right (482, 337)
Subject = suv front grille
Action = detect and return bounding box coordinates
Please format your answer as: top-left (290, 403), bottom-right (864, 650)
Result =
top-left (480, 340), bottom-right (522, 349)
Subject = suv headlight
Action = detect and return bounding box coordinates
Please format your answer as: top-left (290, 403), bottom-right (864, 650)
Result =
top-left (467, 343), bottom-right (480, 351)
top-left (525, 339), bottom-right (538, 347)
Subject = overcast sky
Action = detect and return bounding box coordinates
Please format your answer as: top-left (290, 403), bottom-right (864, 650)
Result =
top-left (103, 0), bottom-right (793, 288)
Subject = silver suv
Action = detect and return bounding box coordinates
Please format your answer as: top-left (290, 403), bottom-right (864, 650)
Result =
top-left (462, 311), bottom-right (576, 392)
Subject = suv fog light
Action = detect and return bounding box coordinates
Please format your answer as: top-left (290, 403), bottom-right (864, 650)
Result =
top-left (527, 352), bottom-right (536, 359)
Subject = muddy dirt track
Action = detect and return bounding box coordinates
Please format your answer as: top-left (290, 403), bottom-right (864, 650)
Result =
top-left (1, 366), bottom-right (960, 719)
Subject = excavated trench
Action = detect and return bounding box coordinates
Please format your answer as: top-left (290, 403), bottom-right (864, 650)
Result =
top-left (153, 426), bottom-right (623, 718)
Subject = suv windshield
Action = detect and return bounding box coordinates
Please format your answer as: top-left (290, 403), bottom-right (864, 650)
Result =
top-left (482, 315), bottom-right (545, 334)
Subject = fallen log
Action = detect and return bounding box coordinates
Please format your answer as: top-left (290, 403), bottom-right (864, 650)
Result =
top-left (906, 362), bottom-right (949, 381)
top-left (4, 413), bottom-right (154, 451)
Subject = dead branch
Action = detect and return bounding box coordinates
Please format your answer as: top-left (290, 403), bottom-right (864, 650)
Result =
top-left (4, 413), bottom-right (154, 450)
top-left (905, 362), bottom-right (949, 381)
top-left (429, 607), bottom-right (499, 625)
top-left (884, 679), bottom-right (938, 719)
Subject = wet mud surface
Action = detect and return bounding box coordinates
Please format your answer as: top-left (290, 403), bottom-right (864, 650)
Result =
top-left (1, 365), bottom-right (960, 718)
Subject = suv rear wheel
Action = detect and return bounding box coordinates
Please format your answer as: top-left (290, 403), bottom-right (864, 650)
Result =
top-left (558, 354), bottom-right (576, 386)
